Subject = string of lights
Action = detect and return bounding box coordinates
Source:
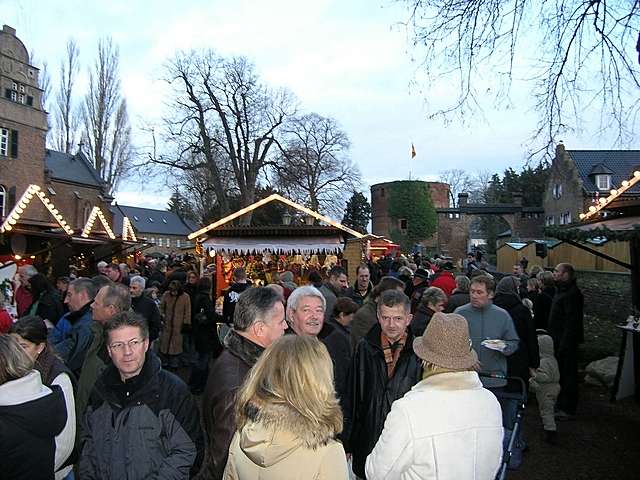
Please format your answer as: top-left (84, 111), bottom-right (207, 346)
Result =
top-left (579, 170), bottom-right (640, 221)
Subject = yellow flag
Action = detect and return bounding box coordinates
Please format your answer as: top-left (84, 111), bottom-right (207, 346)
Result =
top-left (411, 143), bottom-right (416, 158)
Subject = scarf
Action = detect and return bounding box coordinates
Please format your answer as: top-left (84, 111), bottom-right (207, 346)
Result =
top-left (381, 330), bottom-right (407, 378)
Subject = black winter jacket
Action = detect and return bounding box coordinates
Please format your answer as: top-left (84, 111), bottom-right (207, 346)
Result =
top-left (410, 304), bottom-right (436, 336)
top-left (493, 293), bottom-right (540, 390)
top-left (0, 373), bottom-right (67, 480)
top-left (533, 287), bottom-right (555, 331)
top-left (444, 291), bottom-right (470, 313)
top-left (201, 329), bottom-right (264, 480)
top-left (79, 351), bottom-right (204, 479)
top-left (318, 321), bottom-right (352, 415)
top-left (346, 323), bottom-right (422, 478)
top-left (132, 294), bottom-right (162, 342)
top-left (222, 283), bottom-right (251, 324)
top-left (548, 280), bottom-right (584, 355)
top-left (192, 291), bottom-right (223, 355)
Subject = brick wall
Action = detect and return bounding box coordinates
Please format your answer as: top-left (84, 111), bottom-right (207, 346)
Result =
top-left (49, 180), bottom-right (112, 231)
top-left (543, 144), bottom-right (585, 226)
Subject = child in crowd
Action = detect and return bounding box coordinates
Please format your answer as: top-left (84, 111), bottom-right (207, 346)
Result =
top-left (529, 331), bottom-right (561, 443)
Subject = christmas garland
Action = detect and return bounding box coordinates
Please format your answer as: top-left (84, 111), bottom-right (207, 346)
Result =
top-left (545, 224), bottom-right (640, 242)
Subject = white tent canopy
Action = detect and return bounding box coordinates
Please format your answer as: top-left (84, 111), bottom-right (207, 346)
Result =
top-left (202, 235), bottom-right (344, 254)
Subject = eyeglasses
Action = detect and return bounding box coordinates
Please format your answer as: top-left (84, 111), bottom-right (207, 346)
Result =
top-left (109, 338), bottom-right (145, 352)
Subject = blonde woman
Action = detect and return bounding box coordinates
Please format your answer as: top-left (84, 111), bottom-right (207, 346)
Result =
top-left (223, 335), bottom-right (349, 480)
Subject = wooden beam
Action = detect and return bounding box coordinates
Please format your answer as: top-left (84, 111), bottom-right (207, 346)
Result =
top-left (563, 239), bottom-right (632, 270)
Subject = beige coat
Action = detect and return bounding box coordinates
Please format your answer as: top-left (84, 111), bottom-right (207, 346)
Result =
top-left (159, 291), bottom-right (191, 355)
top-left (223, 403), bottom-right (349, 480)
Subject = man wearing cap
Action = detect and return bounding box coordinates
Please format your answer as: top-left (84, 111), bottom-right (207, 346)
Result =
top-left (365, 312), bottom-right (503, 479)
top-left (346, 289), bottom-right (422, 479)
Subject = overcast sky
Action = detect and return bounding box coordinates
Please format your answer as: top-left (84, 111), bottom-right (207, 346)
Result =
top-left (5, 0), bottom-right (631, 212)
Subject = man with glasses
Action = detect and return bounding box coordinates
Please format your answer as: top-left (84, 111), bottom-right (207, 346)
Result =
top-left (79, 311), bottom-right (204, 478)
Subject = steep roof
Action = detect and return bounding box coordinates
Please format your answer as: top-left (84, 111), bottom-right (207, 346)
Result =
top-left (569, 150), bottom-right (640, 194)
top-left (111, 205), bottom-right (198, 236)
top-left (45, 149), bottom-right (105, 188)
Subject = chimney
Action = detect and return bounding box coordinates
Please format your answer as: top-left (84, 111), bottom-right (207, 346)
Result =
top-left (2, 25), bottom-right (16, 36)
top-left (458, 192), bottom-right (469, 207)
top-left (555, 141), bottom-right (565, 162)
top-left (513, 191), bottom-right (523, 206)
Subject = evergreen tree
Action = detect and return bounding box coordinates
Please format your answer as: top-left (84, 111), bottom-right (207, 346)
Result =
top-left (167, 189), bottom-right (196, 222)
top-left (342, 192), bottom-right (371, 234)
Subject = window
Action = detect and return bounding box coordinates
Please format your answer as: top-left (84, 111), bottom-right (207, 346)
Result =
top-left (162, 218), bottom-right (167, 223)
top-left (18, 93), bottom-right (24, 104)
top-left (165, 238), bottom-right (171, 248)
top-left (380, 188), bottom-right (385, 197)
top-left (133, 215), bottom-right (139, 221)
top-left (27, 69), bottom-right (34, 78)
top-left (561, 211), bottom-right (572, 225)
top-left (47, 187), bottom-right (56, 195)
top-left (0, 129), bottom-right (7, 156)
top-left (149, 237), bottom-right (156, 244)
top-left (546, 215), bottom-right (555, 226)
top-left (148, 217), bottom-right (154, 223)
top-left (26, 96), bottom-right (33, 106)
top-left (595, 174), bottom-right (611, 190)
top-left (399, 218), bottom-right (408, 232)
top-left (176, 239), bottom-right (181, 248)
top-left (553, 183), bottom-right (563, 199)
top-left (10, 91), bottom-right (16, 102)
top-left (19, 85), bottom-right (24, 93)
top-left (82, 203), bottom-right (92, 225)
top-left (0, 185), bottom-right (6, 218)
top-left (11, 82), bottom-right (17, 90)
top-left (157, 237), bottom-right (163, 247)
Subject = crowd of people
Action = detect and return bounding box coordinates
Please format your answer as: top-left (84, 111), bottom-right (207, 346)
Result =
top-left (0, 252), bottom-right (585, 479)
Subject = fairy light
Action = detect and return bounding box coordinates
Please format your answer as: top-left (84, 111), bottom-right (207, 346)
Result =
top-left (81, 206), bottom-right (116, 239)
top-left (0, 184), bottom-right (74, 235)
top-left (122, 217), bottom-right (138, 242)
top-left (188, 193), bottom-right (364, 240)
top-left (579, 169), bottom-right (640, 221)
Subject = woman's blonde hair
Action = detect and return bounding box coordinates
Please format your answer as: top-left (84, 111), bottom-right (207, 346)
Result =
top-left (0, 334), bottom-right (35, 385)
top-left (235, 335), bottom-right (342, 436)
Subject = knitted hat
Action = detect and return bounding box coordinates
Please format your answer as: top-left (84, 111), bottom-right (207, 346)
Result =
top-left (413, 312), bottom-right (478, 370)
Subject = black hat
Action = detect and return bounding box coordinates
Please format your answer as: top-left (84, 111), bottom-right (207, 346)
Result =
top-left (414, 268), bottom-right (430, 280)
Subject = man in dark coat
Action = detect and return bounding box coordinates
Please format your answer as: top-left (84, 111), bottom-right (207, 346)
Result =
top-left (129, 275), bottom-right (162, 342)
top-left (319, 265), bottom-right (349, 322)
top-left (222, 267), bottom-right (251, 325)
top-left (548, 263), bottom-right (584, 417)
top-left (346, 289), bottom-right (422, 479)
top-left (444, 275), bottom-right (471, 313)
top-left (533, 271), bottom-right (555, 331)
top-left (201, 287), bottom-right (287, 480)
top-left (345, 264), bottom-right (373, 307)
top-left (79, 311), bottom-right (204, 479)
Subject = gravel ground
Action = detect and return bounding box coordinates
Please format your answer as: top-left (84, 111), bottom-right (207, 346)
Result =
top-left (509, 384), bottom-right (640, 480)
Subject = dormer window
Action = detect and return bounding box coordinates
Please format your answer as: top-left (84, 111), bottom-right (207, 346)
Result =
top-left (595, 174), bottom-right (611, 191)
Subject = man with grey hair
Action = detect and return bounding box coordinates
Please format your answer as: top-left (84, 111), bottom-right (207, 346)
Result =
top-left (96, 261), bottom-right (108, 276)
top-left (287, 285), bottom-right (352, 419)
top-left (16, 264), bottom-right (38, 316)
top-left (346, 289), bottom-right (422, 479)
top-left (76, 283), bottom-right (132, 420)
top-left (201, 287), bottom-right (286, 480)
top-left (50, 278), bottom-right (97, 375)
top-left (129, 275), bottom-right (161, 342)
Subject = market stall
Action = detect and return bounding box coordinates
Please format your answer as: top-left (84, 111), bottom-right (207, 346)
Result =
top-left (188, 194), bottom-right (365, 296)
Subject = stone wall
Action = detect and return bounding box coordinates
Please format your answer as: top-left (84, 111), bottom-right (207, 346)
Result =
top-left (575, 270), bottom-right (632, 322)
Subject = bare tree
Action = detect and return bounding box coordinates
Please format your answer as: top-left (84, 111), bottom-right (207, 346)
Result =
top-left (53, 39), bottom-right (80, 153)
top-left (83, 37), bottom-right (132, 194)
top-left (273, 113), bottom-right (360, 216)
top-left (438, 168), bottom-right (474, 207)
top-left (468, 170), bottom-right (494, 204)
top-left (149, 50), bottom-right (296, 222)
top-left (402, 1), bottom-right (640, 155)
